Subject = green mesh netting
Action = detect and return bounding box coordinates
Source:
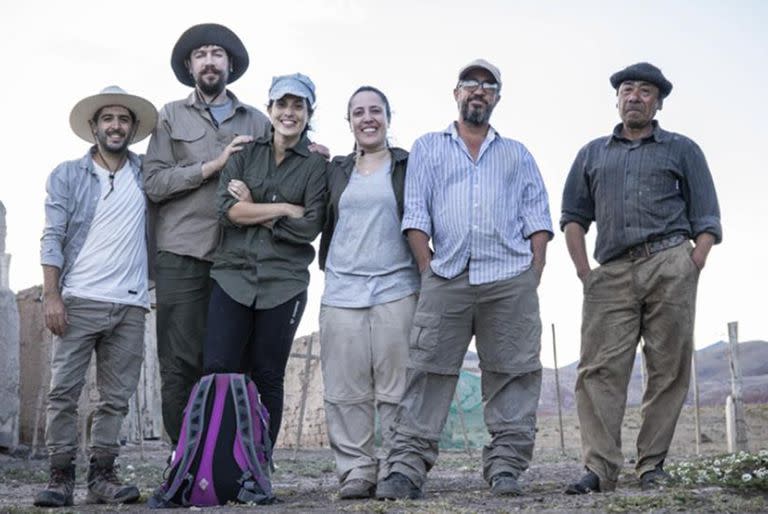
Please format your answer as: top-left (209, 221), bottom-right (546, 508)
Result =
top-left (439, 370), bottom-right (488, 449)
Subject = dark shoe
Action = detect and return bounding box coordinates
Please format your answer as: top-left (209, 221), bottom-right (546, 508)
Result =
top-left (85, 456), bottom-right (140, 504)
top-left (640, 465), bottom-right (670, 491)
top-left (565, 470), bottom-right (601, 495)
top-left (491, 472), bottom-right (522, 496)
top-left (339, 478), bottom-right (376, 499)
top-left (33, 463), bottom-right (76, 507)
top-left (376, 472), bottom-right (423, 500)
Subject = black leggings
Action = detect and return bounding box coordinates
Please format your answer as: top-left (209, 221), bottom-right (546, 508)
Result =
top-left (203, 281), bottom-right (307, 444)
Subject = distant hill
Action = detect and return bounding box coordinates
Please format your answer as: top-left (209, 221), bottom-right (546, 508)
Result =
top-left (536, 340), bottom-right (768, 413)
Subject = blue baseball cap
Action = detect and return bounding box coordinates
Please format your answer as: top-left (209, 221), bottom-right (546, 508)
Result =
top-left (268, 73), bottom-right (316, 106)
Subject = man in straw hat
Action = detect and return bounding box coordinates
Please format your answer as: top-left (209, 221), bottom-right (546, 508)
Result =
top-left (561, 62), bottom-right (721, 494)
top-left (143, 24), bottom-right (271, 445)
top-left (35, 86), bottom-right (157, 507)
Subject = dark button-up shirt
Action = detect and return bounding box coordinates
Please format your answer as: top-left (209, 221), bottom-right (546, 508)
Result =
top-left (143, 91), bottom-right (271, 261)
top-left (560, 121), bottom-right (722, 264)
top-left (212, 134), bottom-right (327, 309)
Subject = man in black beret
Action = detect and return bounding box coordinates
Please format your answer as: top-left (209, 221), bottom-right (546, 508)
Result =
top-left (143, 23), bottom-right (272, 445)
top-left (561, 62), bottom-right (721, 494)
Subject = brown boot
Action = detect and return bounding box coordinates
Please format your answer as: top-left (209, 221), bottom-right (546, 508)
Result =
top-left (33, 462), bottom-right (76, 507)
top-left (85, 455), bottom-right (140, 504)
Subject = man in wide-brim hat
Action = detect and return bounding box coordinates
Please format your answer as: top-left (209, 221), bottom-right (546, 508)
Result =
top-left (143, 23), bottom-right (272, 446)
top-left (36, 86), bottom-right (157, 508)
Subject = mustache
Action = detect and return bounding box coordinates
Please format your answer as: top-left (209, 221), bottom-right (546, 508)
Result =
top-left (200, 65), bottom-right (222, 75)
top-left (105, 129), bottom-right (126, 137)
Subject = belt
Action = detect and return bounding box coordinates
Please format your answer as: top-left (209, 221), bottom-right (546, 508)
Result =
top-left (625, 234), bottom-right (687, 260)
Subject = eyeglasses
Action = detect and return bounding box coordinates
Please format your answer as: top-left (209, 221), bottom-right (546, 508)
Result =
top-left (103, 171), bottom-right (116, 200)
top-left (457, 80), bottom-right (500, 92)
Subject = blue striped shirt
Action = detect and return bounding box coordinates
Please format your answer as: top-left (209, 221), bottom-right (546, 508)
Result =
top-left (402, 123), bottom-right (553, 285)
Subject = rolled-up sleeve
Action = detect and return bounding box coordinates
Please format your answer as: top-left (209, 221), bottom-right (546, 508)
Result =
top-left (560, 146), bottom-right (595, 232)
top-left (519, 148), bottom-right (554, 239)
top-left (272, 159), bottom-right (327, 244)
top-left (40, 166), bottom-right (68, 269)
top-left (401, 138), bottom-right (432, 236)
top-left (681, 140), bottom-right (722, 243)
top-left (143, 106), bottom-right (205, 203)
top-left (216, 150), bottom-right (245, 229)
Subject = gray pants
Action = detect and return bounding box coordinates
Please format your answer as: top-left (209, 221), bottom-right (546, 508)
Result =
top-left (576, 242), bottom-right (699, 491)
top-left (386, 267), bottom-right (542, 487)
top-left (320, 295), bottom-right (417, 484)
top-left (45, 296), bottom-right (145, 464)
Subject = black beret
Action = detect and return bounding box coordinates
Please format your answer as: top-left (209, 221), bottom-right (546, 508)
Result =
top-left (610, 62), bottom-right (673, 98)
top-left (171, 23), bottom-right (249, 87)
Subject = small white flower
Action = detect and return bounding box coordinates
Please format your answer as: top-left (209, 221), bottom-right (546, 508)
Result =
top-left (742, 473), bottom-right (752, 482)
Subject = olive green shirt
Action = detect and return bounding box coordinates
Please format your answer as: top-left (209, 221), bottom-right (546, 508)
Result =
top-left (143, 91), bottom-right (271, 262)
top-left (212, 134), bottom-right (327, 309)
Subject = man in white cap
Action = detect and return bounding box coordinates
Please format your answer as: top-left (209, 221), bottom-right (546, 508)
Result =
top-left (143, 23), bottom-right (271, 445)
top-left (36, 86), bottom-right (157, 507)
top-left (376, 59), bottom-right (553, 500)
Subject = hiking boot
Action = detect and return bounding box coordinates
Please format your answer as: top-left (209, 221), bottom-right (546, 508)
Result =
top-left (491, 472), bottom-right (522, 496)
top-left (33, 463), bottom-right (76, 507)
top-left (565, 469), bottom-right (601, 494)
top-left (339, 478), bottom-right (376, 499)
top-left (376, 472), bottom-right (423, 500)
top-left (85, 456), bottom-right (140, 504)
top-left (640, 464), bottom-right (671, 491)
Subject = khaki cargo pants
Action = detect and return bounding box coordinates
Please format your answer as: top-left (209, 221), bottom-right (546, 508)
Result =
top-left (386, 267), bottom-right (543, 487)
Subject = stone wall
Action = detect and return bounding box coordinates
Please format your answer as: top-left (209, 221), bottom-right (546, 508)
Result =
top-left (0, 200), bottom-right (20, 450)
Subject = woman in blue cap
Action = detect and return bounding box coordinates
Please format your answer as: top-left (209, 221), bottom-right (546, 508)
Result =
top-left (203, 73), bottom-right (326, 444)
top-left (318, 86), bottom-right (419, 499)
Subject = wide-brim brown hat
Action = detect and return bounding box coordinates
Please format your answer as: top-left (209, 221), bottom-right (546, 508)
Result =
top-left (69, 85), bottom-right (157, 144)
top-left (171, 23), bottom-right (249, 87)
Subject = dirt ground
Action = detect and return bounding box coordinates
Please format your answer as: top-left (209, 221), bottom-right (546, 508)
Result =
top-left (2, 405), bottom-right (767, 513)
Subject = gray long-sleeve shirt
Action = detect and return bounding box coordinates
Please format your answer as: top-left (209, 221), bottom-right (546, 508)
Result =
top-left (560, 121), bottom-right (722, 264)
top-left (143, 90), bottom-right (270, 262)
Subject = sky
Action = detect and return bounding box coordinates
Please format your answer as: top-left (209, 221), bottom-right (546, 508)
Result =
top-left (1, 0), bottom-right (766, 368)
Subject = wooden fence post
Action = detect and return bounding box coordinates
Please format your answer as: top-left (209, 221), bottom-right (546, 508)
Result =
top-left (292, 334), bottom-right (315, 459)
top-left (691, 350), bottom-right (701, 455)
top-left (725, 321), bottom-right (748, 452)
top-left (551, 324), bottom-right (565, 455)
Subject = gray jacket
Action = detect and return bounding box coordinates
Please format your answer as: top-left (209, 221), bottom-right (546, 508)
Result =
top-left (40, 147), bottom-right (145, 287)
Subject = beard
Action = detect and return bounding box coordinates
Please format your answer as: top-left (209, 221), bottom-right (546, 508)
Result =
top-left (95, 128), bottom-right (130, 154)
top-left (195, 65), bottom-right (227, 97)
top-left (461, 97), bottom-right (494, 126)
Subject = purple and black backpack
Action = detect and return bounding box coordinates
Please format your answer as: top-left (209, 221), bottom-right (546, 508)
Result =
top-left (149, 373), bottom-right (274, 508)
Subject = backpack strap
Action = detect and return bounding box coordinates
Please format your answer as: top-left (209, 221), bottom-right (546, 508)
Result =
top-left (230, 375), bottom-right (274, 500)
top-left (161, 374), bottom-right (215, 505)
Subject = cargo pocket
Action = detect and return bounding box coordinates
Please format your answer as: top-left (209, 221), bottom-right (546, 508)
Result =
top-left (410, 311), bottom-right (440, 354)
top-left (169, 125), bottom-right (206, 163)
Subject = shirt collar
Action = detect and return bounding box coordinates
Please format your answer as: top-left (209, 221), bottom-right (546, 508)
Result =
top-left (443, 121), bottom-right (499, 142)
top-left (82, 146), bottom-right (140, 175)
top-left (254, 131), bottom-right (312, 157)
top-left (608, 120), bottom-right (668, 146)
top-left (186, 89), bottom-right (243, 112)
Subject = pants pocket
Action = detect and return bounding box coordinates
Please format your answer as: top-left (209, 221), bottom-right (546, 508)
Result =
top-left (410, 311), bottom-right (440, 353)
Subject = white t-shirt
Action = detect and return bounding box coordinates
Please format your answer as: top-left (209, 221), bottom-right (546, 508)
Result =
top-left (63, 160), bottom-right (149, 309)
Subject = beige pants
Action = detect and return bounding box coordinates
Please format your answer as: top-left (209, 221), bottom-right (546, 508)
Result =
top-left (319, 294), bottom-right (417, 484)
top-left (45, 296), bottom-right (145, 464)
top-left (576, 242), bottom-right (700, 491)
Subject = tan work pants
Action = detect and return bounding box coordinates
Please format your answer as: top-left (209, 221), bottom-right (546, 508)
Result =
top-left (576, 242), bottom-right (699, 491)
top-left (320, 295), bottom-right (417, 484)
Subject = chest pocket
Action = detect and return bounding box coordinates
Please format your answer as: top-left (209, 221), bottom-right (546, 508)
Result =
top-left (277, 179), bottom-right (305, 205)
top-left (244, 178), bottom-right (267, 203)
top-left (169, 125), bottom-right (206, 164)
